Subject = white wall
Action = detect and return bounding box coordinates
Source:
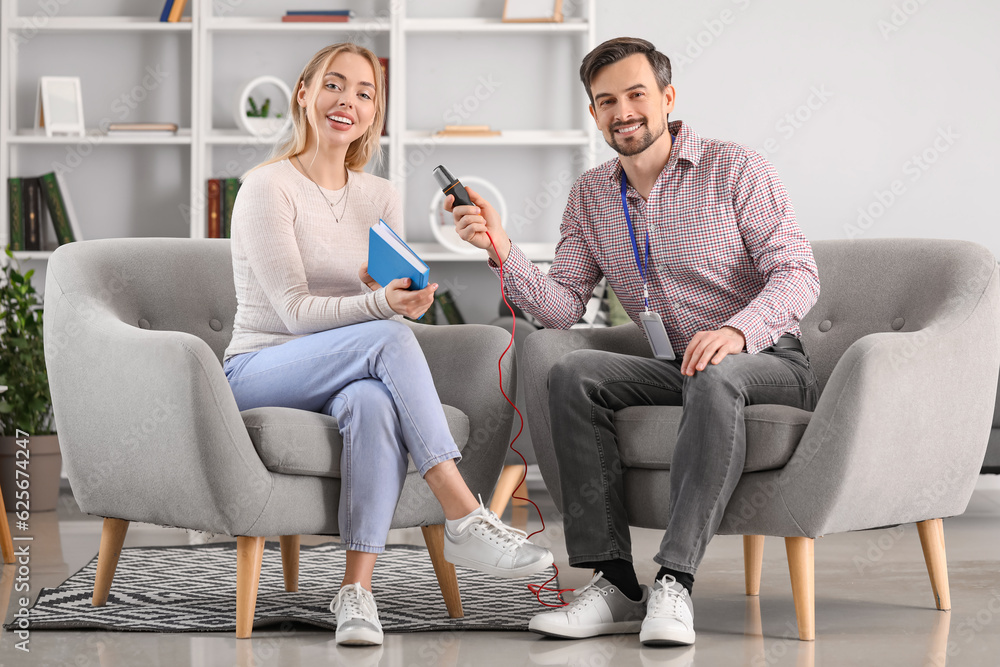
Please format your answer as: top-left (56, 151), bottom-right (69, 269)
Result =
top-left (8, 0), bottom-right (1000, 325)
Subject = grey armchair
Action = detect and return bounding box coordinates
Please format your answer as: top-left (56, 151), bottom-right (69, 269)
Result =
top-left (521, 238), bottom-right (1000, 641)
top-left (42, 238), bottom-right (516, 638)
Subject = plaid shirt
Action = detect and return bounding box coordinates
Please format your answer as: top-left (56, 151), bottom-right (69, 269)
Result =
top-left (490, 120), bottom-right (820, 355)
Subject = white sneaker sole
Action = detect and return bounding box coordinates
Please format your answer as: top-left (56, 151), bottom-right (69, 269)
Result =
top-left (639, 626), bottom-right (696, 646)
top-left (444, 548), bottom-right (554, 579)
top-left (336, 627), bottom-right (384, 646)
top-left (529, 616), bottom-right (643, 639)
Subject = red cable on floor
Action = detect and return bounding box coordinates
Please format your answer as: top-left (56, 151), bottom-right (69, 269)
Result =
top-left (486, 230), bottom-right (573, 608)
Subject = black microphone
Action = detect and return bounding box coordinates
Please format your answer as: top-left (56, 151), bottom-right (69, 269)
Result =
top-left (432, 165), bottom-right (474, 208)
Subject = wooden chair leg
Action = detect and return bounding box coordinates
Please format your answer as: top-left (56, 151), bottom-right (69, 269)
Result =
top-left (489, 464), bottom-right (526, 519)
top-left (421, 524), bottom-right (464, 618)
top-left (785, 536), bottom-right (815, 641)
top-left (0, 484), bottom-right (15, 564)
top-left (92, 518), bottom-right (129, 606)
top-left (236, 536), bottom-right (265, 639)
top-left (917, 518), bottom-right (951, 611)
top-left (279, 535), bottom-right (300, 592)
top-left (744, 535), bottom-right (765, 596)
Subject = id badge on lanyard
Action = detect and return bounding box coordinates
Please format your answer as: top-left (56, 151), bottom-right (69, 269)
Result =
top-left (622, 173), bottom-right (676, 361)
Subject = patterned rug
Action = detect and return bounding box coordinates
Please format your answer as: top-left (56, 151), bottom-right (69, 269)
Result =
top-left (5, 542), bottom-right (559, 633)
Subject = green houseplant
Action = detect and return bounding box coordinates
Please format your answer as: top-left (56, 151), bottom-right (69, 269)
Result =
top-left (1, 246), bottom-right (61, 511)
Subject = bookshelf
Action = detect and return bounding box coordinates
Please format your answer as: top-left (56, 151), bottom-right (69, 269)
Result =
top-left (1, 1), bottom-right (597, 264)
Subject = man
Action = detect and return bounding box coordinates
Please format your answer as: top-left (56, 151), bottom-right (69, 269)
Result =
top-left (447, 37), bottom-right (819, 647)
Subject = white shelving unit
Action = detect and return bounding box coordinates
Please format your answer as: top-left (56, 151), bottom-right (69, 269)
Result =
top-left (1, 1), bottom-right (596, 264)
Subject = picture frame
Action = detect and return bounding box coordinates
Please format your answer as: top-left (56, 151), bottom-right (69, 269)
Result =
top-left (34, 76), bottom-right (85, 137)
top-left (502, 0), bottom-right (563, 23)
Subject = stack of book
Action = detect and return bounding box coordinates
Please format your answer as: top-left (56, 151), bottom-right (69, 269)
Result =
top-left (6, 173), bottom-right (80, 252)
top-left (206, 178), bottom-right (243, 239)
top-left (281, 10), bottom-right (355, 22)
top-left (158, 0), bottom-right (190, 22)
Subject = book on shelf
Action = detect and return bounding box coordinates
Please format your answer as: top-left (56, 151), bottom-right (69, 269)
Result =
top-left (222, 178), bottom-right (242, 239)
top-left (207, 179), bottom-right (222, 239)
top-left (281, 14), bottom-right (351, 22)
top-left (167, 0), bottom-right (189, 22)
top-left (159, 0), bottom-right (175, 22)
top-left (379, 58), bottom-right (389, 136)
top-left (285, 10), bottom-right (355, 16)
top-left (106, 122), bottom-right (178, 135)
top-left (434, 289), bottom-right (466, 325)
top-left (7, 178), bottom-right (24, 252)
top-left (21, 178), bottom-right (43, 252)
top-left (6, 172), bottom-right (81, 252)
top-left (435, 124), bottom-right (502, 137)
top-left (39, 172), bottom-right (77, 246)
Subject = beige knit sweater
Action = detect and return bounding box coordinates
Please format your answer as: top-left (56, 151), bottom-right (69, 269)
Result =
top-left (224, 158), bottom-right (402, 363)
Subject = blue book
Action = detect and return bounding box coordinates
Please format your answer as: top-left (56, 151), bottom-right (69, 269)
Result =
top-left (368, 219), bottom-right (429, 291)
top-left (159, 0), bottom-right (175, 22)
top-left (285, 10), bottom-right (355, 16)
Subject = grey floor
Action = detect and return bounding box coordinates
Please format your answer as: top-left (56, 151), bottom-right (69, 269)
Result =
top-left (3, 478), bottom-right (1000, 667)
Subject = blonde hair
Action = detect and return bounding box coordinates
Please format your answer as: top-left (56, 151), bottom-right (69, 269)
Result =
top-left (242, 43), bottom-right (385, 180)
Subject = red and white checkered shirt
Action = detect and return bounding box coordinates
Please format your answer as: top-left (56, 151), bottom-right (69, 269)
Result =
top-left (490, 120), bottom-right (820, 355)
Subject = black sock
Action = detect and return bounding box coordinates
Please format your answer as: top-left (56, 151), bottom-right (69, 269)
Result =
top-left (579, 559), bottom-right (643, 602)
top-left (656, 566), bottom-right (694, 595)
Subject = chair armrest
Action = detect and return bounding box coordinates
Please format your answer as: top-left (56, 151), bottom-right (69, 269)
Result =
top-left (521, 324), bottom-right (649, 510)
top-left (393, 322), bottom-right (517, 525)
top-left (43, 288), bottom-right (272, 536)
top-left (774, 272), bottom-right (1000, 536)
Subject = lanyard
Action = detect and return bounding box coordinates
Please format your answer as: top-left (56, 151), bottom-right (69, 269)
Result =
top-left (621, 172), bottom-right (651, 311)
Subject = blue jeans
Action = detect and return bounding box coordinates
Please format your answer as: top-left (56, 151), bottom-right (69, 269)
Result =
top-left (223, 319), bottom-right (461, 554)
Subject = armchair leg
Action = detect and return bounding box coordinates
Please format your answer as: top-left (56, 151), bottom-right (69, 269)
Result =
top-left (917, 518), bottom-right (951, 611)
top-left (279, 535), bottom-right (300, 592)
top-left (744, 535), bottom-right (765, 596)
top-left (236, 536), bottom-right (265, 639)
top-left (93, 518), bottom-right (129, 606)
top-left (784, 536), bottom-right (815, 641)
top-left (489, 464), bottom-right (526, 519)
top-left (421, 525), bottom-right (464, 618)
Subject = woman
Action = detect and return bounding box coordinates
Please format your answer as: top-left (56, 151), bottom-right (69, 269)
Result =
top-left (222, 43), bottom-right (552, 646)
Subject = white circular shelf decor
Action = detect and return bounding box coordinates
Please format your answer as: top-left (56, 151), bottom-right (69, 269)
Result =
top-left (428, 175), bottom-right (508, 255)
top-left (235, 75), bottom-right (293, 139)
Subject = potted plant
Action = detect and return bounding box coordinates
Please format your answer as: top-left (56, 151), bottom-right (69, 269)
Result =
top-left (0, 246), bottom-right (61, 512)
top-left (244, 95), bottom-right (287, 137)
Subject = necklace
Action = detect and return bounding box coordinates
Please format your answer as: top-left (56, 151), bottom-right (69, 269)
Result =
top-left (295, 154), bottom-right (350, 223)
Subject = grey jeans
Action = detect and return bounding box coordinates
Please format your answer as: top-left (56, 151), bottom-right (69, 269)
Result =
top-left (547, 339), bottom-right (819, 575)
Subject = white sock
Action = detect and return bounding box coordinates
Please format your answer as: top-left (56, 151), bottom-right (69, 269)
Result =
top-left (445, 505), bottom-right (485, 536)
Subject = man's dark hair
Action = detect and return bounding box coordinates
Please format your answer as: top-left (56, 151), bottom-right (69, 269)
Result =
top-left (579, 37), bottom-right (672, 107)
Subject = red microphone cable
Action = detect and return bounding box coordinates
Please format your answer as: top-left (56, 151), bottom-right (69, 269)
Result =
top-left (485, 230), bottom-right (573, 608)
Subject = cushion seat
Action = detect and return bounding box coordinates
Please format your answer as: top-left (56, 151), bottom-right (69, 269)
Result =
top-left (616, 404), bottom-right (813, 473)
top-left (242, 405), bottom-right (471, 478)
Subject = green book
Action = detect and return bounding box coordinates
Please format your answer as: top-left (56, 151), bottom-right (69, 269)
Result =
top-left (38, 172), bottom-right (76, 245)
top-left (435, 289), bottom-right (465, 325)
top-left (223, 178), bottom-right (241, 239)
top-left (7, 178), bottom-right (24, 251)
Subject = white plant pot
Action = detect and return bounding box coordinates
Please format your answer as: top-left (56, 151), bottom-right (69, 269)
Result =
top-left (243, 116), bottom-right (288, 138)
top-left (235, 75), bottom-right (293, 138)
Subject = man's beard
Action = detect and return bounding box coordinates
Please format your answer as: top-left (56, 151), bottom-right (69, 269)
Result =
top-left (605, 116), bottom-right (667, 157)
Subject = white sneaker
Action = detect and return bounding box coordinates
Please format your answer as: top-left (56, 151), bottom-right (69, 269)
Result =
top-left (443, 500), bottom-right (554, 578)
top-left (640, 575), bottom-right (696, 646)
top-left (528, 572), bottom-right (649, 639)
top-left (330, 583), bottom-right (383, 646)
